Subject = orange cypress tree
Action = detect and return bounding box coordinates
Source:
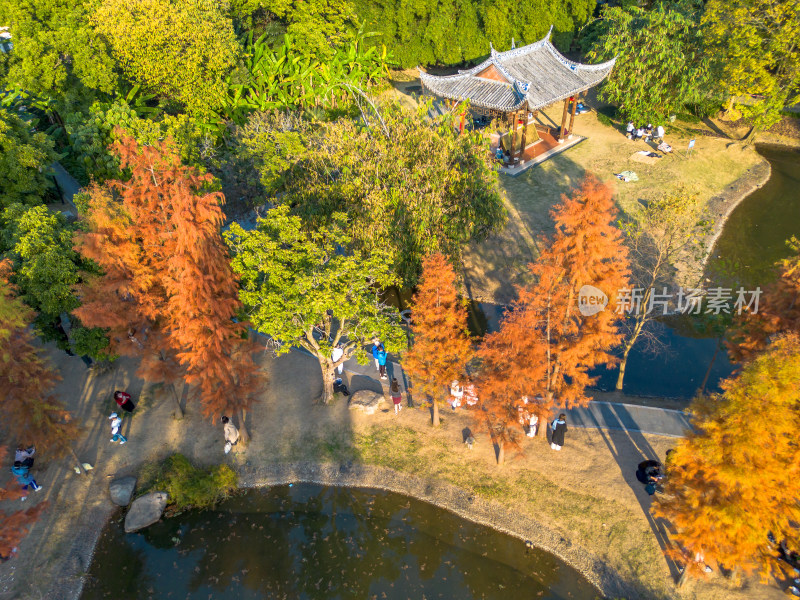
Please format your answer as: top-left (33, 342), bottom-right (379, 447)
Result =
top-left (728, 239), bottom-right (800, 363)
top-left (404, 254), bottom-right (473, 426)
top-left (653, 333), bottom-right (800, 581)
top-left (476, 175), bottom-right (630, 460)
top-left (474, 303), bottom-right (547, 465)
top-left (75, 166), bottom-right (187, 417)
top-left (75, 135), bottom-right (263, 435)
top-left (0, 261), bottom-right (82, 469)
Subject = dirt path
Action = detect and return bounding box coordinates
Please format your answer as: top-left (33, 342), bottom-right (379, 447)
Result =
top-left (0, 343), bottom-right (786, 600)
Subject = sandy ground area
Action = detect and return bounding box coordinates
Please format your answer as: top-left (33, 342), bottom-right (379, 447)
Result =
top-left (0, 342), bottom-right (788, 600)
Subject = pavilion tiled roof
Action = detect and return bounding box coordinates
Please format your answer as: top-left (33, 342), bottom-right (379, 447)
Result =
top-left (418, 27), bottom-right (615, 112)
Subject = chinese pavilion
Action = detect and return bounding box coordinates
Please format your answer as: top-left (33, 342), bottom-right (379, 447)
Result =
top-left (419, 27), bottom-right (615, 164)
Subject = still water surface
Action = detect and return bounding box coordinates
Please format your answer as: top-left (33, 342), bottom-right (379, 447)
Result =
top-left (81, 485), bottom-right (601, 600)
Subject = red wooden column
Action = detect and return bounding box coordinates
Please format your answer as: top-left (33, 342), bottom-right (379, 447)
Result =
top-left (519, 110), bottom-right (528, 161)
top-left (567, 94), bottom-right (579, 136)
top-left (559, 98), bottom-right (570, 140)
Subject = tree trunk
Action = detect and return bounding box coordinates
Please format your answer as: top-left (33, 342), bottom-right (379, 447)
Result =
top-left (319, 358), bottom-right (336, 405)
top-left (238, 408), bottom-right (250, 446)
top-left (699, 338), bottom-right (722, 395)
top-left (171, 383), bottom-right (184, 419)
top-left (742, 126), bottom-right (757, 146)
top-left (496, 441), bottom-right (505, 466)
top-left (69, 446), bottom-right (86, 475)
top-left (677, 565), bottom-right (689, 587)
top-left (615, 342), bottom-right (634, 390)
top-left (432, 399), bottom-right (440, 427)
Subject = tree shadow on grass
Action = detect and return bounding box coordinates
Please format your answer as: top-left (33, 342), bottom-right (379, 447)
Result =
top-left (591, 422), bottom-right (684, 591)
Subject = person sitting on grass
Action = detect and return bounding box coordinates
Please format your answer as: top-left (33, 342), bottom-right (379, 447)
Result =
top-left (626, 121), bottom-right (635, 138)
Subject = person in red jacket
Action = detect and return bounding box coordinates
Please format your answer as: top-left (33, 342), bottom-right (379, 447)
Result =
top-left (114, 391), bottom-right (136, 413)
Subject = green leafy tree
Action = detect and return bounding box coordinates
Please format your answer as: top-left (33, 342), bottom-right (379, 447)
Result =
top-left (217, 29), bottom-right (391, 124)
top-left (92, 0), bottom-right (241, 116)
top-left (703, 0), bottom-right (800, 133)
top-left (0, 0), bottom-right (119, 108)
top-left (0, 109), bottom-right (58, 209)
top-left (226, 205), bottom-right (405, 404)
top-left (356, 0), bottom-right (593, 68)
top-left (587, 4), bottom-right (711, 124)
top-left (1, 204), bottom-right (79, 318)
top-left (64, 98), bottom-right (207, 185)
top-left (0, 203), bottom-right (112, 360)
top-left (273, 101), bottom-right (506, 285)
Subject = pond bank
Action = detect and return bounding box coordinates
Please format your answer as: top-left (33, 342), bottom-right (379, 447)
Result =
top-left (239, 462), bottom-right (633, 599)
top-left (3, 344), bottom-right (781, 600)
top-left (693, 155), bottom-right (771, 283)
top-left (50, 462), bottom-right (627, 600)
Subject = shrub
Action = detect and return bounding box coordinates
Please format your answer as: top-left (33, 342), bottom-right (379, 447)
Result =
top-left (138, 454), bottom-right (238, 513)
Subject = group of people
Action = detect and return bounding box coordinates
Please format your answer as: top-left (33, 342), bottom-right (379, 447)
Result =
top-left (626, 121), bottom-right (665, 143)
top-left (108, 390), bottom-right (136, 445)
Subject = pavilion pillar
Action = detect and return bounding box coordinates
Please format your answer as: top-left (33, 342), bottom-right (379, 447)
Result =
top-left (508, 110), bottom-right (518, 163)
top-left (559, 98), bottom-right (570, 140)
top-left (519, 110), bottom-right (528, 160)
top-left (568, 95), bottom-right (578, 136)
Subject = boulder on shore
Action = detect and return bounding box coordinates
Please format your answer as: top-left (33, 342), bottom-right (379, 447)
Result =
top-left (348, 390), bottom-right (385, 415)
top-left (124, 491), bottom-right (168, 533)
top-left (109, 476), bottom-right (137, 506)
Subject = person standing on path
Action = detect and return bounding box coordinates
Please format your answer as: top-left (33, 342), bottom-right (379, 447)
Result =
top-left (222, 416), bottom-right (239, 454)
top-left (15, 445), bottom-right (35, 467)
top-left (109, 413), bottom-right (127, 444)
top-left (550, 414), bottom-right (567, 451)
top-left (331, 343), bottom-right (344, 375)
top-left (371, 338), bottom-right (382, 372)
top-left (376, 344), bottom-right (388, 380)
top-left (390, 378), bottom-right (402, 415)
top-left (114, 390), bottom-right (136, 413)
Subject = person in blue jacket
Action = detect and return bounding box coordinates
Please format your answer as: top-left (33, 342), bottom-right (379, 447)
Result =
top-left (371, 337), bottom-right (382, 372)
top-left (11, 461), bottom-right (42, 499)
top-left (376, 344), bottom-right (388, 380)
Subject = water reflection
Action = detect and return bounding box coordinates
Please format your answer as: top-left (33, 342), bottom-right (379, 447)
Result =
top-left (81, 485), bottom-right (600, 600)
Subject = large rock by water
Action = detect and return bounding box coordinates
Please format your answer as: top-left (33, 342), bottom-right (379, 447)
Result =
top-left (109, 476), bottom-right (137, 506)
top-left (348, 390), bottom-right (385, 415)
top-left (124, 492), bottom-right (168, 533)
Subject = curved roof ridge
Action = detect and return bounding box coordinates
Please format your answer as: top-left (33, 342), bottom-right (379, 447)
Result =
top-left (494, 25), bottom-right (552, 60)
top-left (418, 68), bottom-right (470, 82)
top-left (542, 40), bottom-right (616, 73)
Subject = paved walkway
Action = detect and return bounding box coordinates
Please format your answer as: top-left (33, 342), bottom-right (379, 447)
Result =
top-left (51, 161), bottom-right (81, 204)
top-left (339, 354), bottom-right (692, 438)
top-left (47, 157), bottom-right (692, 440)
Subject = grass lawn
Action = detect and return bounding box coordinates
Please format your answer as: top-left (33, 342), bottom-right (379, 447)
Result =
top-left (460, 104), bottom-right (763, 303)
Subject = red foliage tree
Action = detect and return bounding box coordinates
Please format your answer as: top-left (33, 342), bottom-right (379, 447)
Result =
top-left (74, 135), bottom-right (263, 438)
top-left (475, 175), bottom-right (630, 463)
top-left (404, 254), bottom-right (473, 426)
top-left (1, 260), bottom-right (82, 467)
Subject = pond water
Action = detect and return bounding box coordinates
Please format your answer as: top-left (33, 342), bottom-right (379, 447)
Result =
top-left (705, 145), bottom-right (800, 288)
top-left (80, 485), bottom-right (601, 600)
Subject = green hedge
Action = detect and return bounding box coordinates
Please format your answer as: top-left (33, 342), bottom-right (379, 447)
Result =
top-left (138, 454), bottom-right (238, 513)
